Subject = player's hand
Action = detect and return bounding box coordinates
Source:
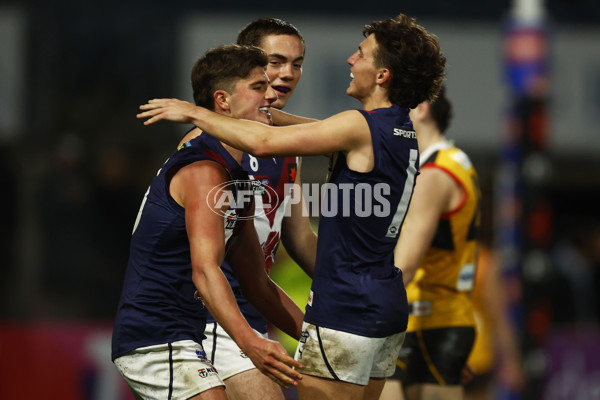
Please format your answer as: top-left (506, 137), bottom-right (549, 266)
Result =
top-left (242, 336), bottom-right (302, 388)
top-left (137, 98), bottom-right (198, 126)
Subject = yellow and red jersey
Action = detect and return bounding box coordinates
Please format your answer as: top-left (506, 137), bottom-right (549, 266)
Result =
top-left (406, 142), bottom-right (481, 332)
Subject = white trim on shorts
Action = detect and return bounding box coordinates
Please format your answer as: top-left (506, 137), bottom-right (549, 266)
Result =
top-left (114, 339), bottom-right (224, 400)
top-left (202, 322), bottom-right (268, 380)
top-left (294, 322), bottom-right (406, 386)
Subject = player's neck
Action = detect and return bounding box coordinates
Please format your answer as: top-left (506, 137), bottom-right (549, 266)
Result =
top-left (360, 89), bottom-right (392, 111)
top-left (362, 99), bottom-right (392, 111)
top-left (416, 128), bottom-right (445, 154)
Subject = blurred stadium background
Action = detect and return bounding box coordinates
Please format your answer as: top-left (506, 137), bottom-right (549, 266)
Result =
top-left (0, 0), bottom-right (599, 398)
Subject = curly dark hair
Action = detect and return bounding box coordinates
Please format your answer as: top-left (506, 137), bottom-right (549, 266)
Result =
top-left (191, 44), bottom-right (268, 110)
top-left (237, 17), bottom-right (305, 56)
top-left (363, 14), bottom-right (446, 109)
top-left (429, 85), bottom-right (453, 133)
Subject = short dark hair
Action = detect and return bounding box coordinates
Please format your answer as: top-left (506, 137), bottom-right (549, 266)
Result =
top-left (191, 44), bottom-right (268, 110)
top-left (237, 17), bottom-right (305, 55)
top-left (429, 85), bottom-right (453, 133)
top-left (363, 14), bottom-right (446, 109)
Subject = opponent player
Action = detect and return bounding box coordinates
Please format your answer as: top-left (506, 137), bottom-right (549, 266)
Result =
top-left (137, 14), bottom-right (446, 400)
top-left (111, 45), bottom-right (304, 400)
top-left (379, 86), bottom-right (481, 400)
top-left (176, 18), bottom-right (317, 400)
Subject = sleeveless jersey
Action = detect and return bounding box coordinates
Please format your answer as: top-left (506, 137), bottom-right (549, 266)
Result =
top-left (406, 141), bottom-right (480, 332)
top-left (111, 133), bottom-right (250, 361)
top-left (207, 155), bottom-right (298, 333)
top-left (304, 105), bottom-right (418, 338)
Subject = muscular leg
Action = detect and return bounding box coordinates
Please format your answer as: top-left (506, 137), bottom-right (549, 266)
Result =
top-left (224, 369), bottom-right (285, 400)
top-left (377, 378), bottom-right (405, 400)
top-left (363, 377), bottom-right (386, 400)
top-left (297, 374), bottom-right (366, 400)
top-left (189, 386), bottom-right (227, 400)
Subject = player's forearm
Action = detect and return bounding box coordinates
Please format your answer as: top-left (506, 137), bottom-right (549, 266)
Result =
top-left (270, 108), bottom-right (319, 126)
top-left (192, 267), bottom-right (258, 349)
top-left (244, 277), bottom-right (304, 340)
top-left (282, 228), bottom-right (317, 278)
top-left (280, 178), bottom-right (318, 277)
top-left (393, 235), bottom-right (424, 285)
top-left (393, 200), bottom-right (439, 285)
top-left (185, 106), bottom-right (274, 157)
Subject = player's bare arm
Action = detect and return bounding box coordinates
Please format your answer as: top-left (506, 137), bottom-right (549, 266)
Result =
top-left (280, 163), bottom-right (317, 278)
top-left (170, 160), bottom-right (301, 388)
top-left (393, 167), bottom-right (458, 284)
top-left (137, 98), bottom-right (371, 160)
top-left (269, 107), bottom-right (319, 126)
top-left (227, 217), bottom-right (304, 340)
top-left (226, 218), bottom-right (304, 387)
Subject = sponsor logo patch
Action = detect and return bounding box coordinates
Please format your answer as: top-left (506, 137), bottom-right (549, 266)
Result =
top-left (299, 331), bottom-right (309, 344)
top-left (408, 301), bottom-right (432, 316)
top-left (195, 349), bottom-right (208, 362)
top-left (393, 128), bottom-right (417, 139)
top-left (198, 367), bottom-right (218, 378)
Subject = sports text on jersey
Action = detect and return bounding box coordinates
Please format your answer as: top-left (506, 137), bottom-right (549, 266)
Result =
top-left (393, 128), bottom-right (417, 139)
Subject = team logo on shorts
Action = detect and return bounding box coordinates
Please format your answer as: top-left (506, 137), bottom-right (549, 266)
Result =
top-left (198, 367), bottom-right (218, 378)
top-left (299, 331), bottom-right (309, 344)
top-left (196, 349), bottom-right (208, 362)
top-left (239, 350), bottom-right (249, 359)
top-left (224, 210), bottom-right (238, 229)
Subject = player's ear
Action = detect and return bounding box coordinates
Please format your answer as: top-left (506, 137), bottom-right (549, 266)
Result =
top-left (214, 90), bottom-right (231, 113)
top-left (376, 68), bottom-right (391, 85)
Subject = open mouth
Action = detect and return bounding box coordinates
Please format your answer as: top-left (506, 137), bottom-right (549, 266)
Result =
top-left (272, 86), bottom-right (291, 95)
top-left (259, 107), bottom-right (272, 124)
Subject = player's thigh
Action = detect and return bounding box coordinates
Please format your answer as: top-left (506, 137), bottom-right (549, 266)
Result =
top-left (297, 373), bottom-right (366, 400)
top-left (114, 340), bottom-right (224, 400)
top-left (378, 378), bottom-right (405, 400)
top-left (224, 368), bottom-right (284, 400)
top-left (188, 386), bottom-right (227, 400)
top-left (295, 322), bottom-right (405, 386)
top-left (363, 377), bottom-right (387, 400)
top-left (204, 322), bottom-right (265, 380)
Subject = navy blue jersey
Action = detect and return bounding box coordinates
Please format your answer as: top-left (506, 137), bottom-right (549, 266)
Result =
top-left (207, 155), bottom-right (298, 333)
top-left (111, 133), bottom-right (250, 361)
top-left (304, 105), bottom-right (419, 337)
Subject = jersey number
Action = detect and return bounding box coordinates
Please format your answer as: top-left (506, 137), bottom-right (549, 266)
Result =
top-left (386, 149), bottom-right (419, 238)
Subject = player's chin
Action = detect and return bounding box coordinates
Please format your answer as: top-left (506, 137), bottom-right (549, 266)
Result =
top-left (257, 114), bottom-right (272, 125)
top-left (272, 99), bottom-right (287, 109)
